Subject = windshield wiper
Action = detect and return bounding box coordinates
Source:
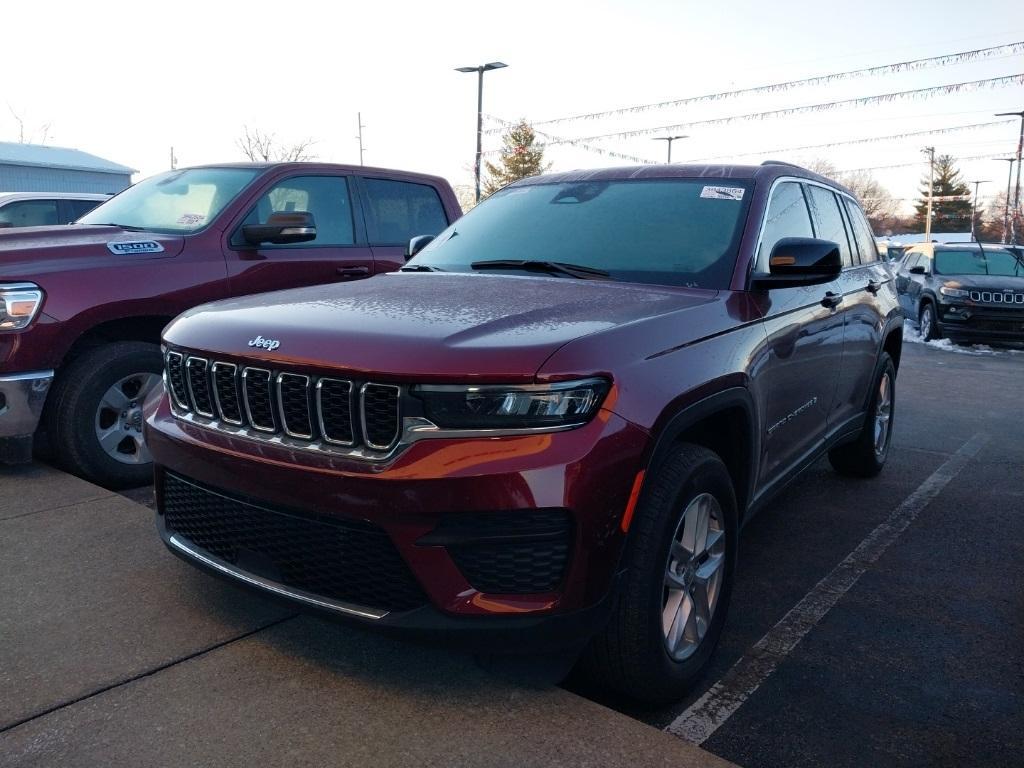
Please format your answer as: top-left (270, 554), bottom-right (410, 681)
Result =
top-left (470, 259), bottom-right (611, 280)
top-left (399, 264), bottom-right (444, 272)
top-left (91, 223), bottom-right (148, 232)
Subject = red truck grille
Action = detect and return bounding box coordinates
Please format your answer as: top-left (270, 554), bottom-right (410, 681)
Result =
top-left (165, 350), bottom-right (402, 454)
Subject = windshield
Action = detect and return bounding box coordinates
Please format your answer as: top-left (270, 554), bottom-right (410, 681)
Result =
top-left (408, 179), bottom-right (752, 289)
top-left (934, 248), bottom-right (1024, 277)
top-left (78, 167), bottom-right (259, 234)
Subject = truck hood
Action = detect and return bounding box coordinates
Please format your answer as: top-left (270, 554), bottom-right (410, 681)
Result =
top-left (0, 225), bottom-right (185, 279)
top-left (938, 273), bottom-right (1024, 290)
top-left (164, 272), bottom-right (718, 381)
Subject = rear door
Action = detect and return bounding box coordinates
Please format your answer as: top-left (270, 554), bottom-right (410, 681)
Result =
top-left (225, 174), bottom-right (375, 296)
top-left (357, 176), bottom-right (452, 273)
top-left (754, 180), bottom-right (845, 488)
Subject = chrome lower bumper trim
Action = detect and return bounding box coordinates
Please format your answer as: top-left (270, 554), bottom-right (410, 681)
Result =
top-left (0, 369), bottom-right (54, 437)
top-left (166, 532), bottom-right (389, 621)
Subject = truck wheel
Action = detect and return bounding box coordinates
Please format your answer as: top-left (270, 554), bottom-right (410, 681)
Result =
top-left (46, 341), bottom-right (163, 489)
top-left (828, 353), bottom-right (896, 478)
top-left (579, 443), bottom-right (737, 704)
top-left (919, 302), bottom-right (941, 341)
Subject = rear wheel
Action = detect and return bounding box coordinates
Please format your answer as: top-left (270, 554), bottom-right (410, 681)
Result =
top-left (919, 302), bottom-right (941, 341)
top-left (579, 443), bottom-right (737, 704)
top-left (829, 353), bottom-right (895, 478)
top-left (46, 341), bottom-right (163, 489)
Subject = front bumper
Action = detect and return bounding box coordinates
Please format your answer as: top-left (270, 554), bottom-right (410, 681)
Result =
top-left (0, 370), bottom-right (53, 462)
top-left (939, 304), bottom-right (1024, 341)
top-left (146, 395), bottom-right (648, 645)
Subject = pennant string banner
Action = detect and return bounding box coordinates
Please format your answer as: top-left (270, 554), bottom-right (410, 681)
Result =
top-left (837, 152), bottom-right (1015, 174)
top-left (483, 116), bottom-right (656, 164)
top-left (537, 74), bottom-right (1024, 145)
top-left (490, 41), bottom-right (1024, 132)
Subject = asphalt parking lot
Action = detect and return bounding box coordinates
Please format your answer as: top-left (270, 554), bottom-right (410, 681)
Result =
top-left (2, 333), bottom-right (1021, 767)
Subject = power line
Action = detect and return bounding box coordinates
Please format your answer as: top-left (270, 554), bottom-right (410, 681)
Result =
top-left (484, 115), bottom-right (655, 165)
top-left (837, 152), bottom-right (1015, 174)
top-left (519, 41), bottom-right (1024, 129)
top-left (544, 74), bottom-right (1024, 145)
top-left (682, 120), bottom-right (1016, 163)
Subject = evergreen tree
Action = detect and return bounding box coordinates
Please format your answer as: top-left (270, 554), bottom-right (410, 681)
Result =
top-left (913, 154), bottom-right (971, 232)
top-left (482, 120), bottom-right (550, 197)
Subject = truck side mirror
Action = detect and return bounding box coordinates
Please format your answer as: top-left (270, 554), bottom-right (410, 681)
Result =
top-left (752, 238), bottom-right (842, 290)
top-left (909, 265), bottom-right (926, 275)
top-left (242, 211), bottom-right (316, 246)
top-left (404, 235), bottom-right (435, 261)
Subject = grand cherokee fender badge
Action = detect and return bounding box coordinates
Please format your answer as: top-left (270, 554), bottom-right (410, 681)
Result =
top-left (106, 240), bottom-right (165, 255)
top-left (248, 335), bottom-right (281, 351)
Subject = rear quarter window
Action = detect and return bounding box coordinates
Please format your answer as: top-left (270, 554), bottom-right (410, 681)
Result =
top-left (362, 179), bottom-right (449, 246)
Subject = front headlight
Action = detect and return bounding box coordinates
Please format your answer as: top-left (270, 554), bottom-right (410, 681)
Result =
top-left (0, 283), bottom-right (44, 330)
top-left (939, 284), bottom-right (969, 299)
top-left (413, 378), bottom-right (609, 430)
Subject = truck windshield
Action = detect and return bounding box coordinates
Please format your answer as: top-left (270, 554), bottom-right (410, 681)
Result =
top-left (408, 179), bottom-right (751, 289)
top-left (934, 248), bottom-right (1024, 277)
top-left (78, 168), bottom-right (259, 234)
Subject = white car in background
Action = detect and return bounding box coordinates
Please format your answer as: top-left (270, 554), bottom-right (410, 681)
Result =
top-left (0, 192), bottom-right (110, 228)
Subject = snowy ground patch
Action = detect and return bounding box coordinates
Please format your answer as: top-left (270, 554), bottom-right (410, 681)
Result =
top-left (902, 320), bottom-right (1024, 357)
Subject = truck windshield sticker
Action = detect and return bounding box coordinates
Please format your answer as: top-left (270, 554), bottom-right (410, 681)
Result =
top-left (176, 213), bottom-right (205, 226)
top-left (700, 186), bottom-right (745, 201)
top-left (106, 240), bottom-right (166, 255)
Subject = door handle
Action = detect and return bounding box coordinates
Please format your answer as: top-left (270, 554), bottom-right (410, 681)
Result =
top-left (336, 265), bottom-right (370, 279)
top-left (866, 280), bottom-right (881, 294)
top-left (821, 291), bottom-right (844, 309)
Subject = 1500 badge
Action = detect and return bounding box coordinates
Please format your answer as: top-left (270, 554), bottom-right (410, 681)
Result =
top-left (106, 240), bottom-right (165, 255)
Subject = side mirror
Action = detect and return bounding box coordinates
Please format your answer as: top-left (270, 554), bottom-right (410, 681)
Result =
top-left (752, 237), bottom-right (842, 290)
top-left (242, 211), bottom-right (316, 246)
top-left (909, 265), bottom-right (926, 275)
top-left (404, 234), bottom-right (435, 261)
top-left (0, 222), bottom-right (12, 229)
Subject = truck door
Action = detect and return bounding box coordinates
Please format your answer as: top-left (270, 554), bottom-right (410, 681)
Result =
top-left (753, 180), bottom-right (845, 490)
top-left (224, 174), bottom-right (374, 296)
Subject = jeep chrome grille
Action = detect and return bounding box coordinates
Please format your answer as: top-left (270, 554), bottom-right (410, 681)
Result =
top-left (165, 351), bottom-right (401, 456)
top-left (968, 290), bottom-right (1024, 304)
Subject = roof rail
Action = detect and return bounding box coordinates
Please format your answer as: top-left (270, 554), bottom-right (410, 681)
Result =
top-left (760, 160), bottom-right (804, 169)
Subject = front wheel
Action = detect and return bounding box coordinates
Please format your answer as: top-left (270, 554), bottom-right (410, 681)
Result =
top-left (919, 302), bottom-right (941, 341)
top-left (578, 443), bottom-right (737, 704)
top-left (829, 353), bottom-right (896, 478)
top-left (45, 341), bottom-right (163, 489)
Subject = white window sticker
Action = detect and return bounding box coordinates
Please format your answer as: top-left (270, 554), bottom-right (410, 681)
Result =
top-left (176, 213), bottom-right (206, 226)
top-left (700, 186), bottom-right (745, 201)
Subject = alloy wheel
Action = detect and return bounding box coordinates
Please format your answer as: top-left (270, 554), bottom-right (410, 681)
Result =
top-left (662, 492), bottom-right (726, 662)
top-left (94, 372), bottom-right (161, 464)
top-left (874, 371), bottom-right (893, 458)
top-left (920, 306), bottom-right (933, 339)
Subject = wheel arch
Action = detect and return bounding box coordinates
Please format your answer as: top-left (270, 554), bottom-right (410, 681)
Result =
top-left (58, 315), bottom-right (173, 371)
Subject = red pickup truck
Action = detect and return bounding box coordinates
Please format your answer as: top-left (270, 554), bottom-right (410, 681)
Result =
top-left (0, 163), bottom-right (461, 487)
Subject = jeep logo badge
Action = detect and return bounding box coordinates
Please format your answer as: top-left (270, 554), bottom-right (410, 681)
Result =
top-left (248, 335), bottom-right (281, 351)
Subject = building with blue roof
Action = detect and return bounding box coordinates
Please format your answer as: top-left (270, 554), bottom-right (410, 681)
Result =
top-left (0, 142), bottom-right (135, 194)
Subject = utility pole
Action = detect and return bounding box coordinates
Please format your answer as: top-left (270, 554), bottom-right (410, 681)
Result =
top-left (995, 110), bottom-right (1023, 243)
top-left (169, 146), bottom-right (177, 170)
top-left (998, 158), bottom-right (1016, 243)
top-left (356, 112), bottom-right (366, 166)
top-left (968, 180), bottom-right (989, 242)
top-left (652, 135), bottom-right (688, 163)
top-left (455, 62), bottom-right (508, 203)
top-left (923, 146), bottom-right (935, 242)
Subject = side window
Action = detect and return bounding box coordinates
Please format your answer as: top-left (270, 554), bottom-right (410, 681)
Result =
top-left (0, 199), bottom-right (59, 227)
top-left (806, 186), bottom-right (854, 267)
top-left (362, 178), bottom-right (448, 246)
top-left (69, 199), bottom-right (104, 220)
top-left (237, 176), bottom-right (354, 247)
top-left (842, 198), bottom-right (878, 264)
top-left (756, 181), bottom-right (814, 271)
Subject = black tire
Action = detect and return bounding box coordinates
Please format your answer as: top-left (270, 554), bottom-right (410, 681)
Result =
top-left (828, 353), bottom-right (896, 478)
top-left (919, 301), bottom-right (941, 341)
top-left (45, 341), bottom-right (163, 489)
top-left (578, 443), bottom-right (738, 704)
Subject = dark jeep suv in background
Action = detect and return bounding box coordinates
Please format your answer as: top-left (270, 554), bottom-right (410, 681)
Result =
top-left (895, 242), bottom-right (1024, 342)
top-left (148, 162), bottom-right (902, 703)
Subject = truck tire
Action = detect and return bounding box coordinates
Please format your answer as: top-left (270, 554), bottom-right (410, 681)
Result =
top-left (578, 443), bottom-right (737, 704)
top-left (828, 353), bottom-right (896, 478)
top-left (46, 341), bottom-right (163, 489)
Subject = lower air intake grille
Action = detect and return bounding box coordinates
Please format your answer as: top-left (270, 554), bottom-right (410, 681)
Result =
top-left (160, 472), bottom-right (428, 612)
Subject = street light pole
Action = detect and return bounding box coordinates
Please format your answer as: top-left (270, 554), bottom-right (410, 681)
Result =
top-left (652, 135), bottom-right (687, 163)
top-left (998, 158), bottom-right (1016, 243)
top-left (995, 110), bottom-right (1023, 243)
top-left (923, 146), bottom-right (935, 243)
top-left (968, 180), bottom-right (989, 242)
top-left (455, 62), bottom-right (508, 203)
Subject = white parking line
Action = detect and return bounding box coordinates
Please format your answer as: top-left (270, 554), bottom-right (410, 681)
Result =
top-left (665, 432), bottom-right (989, 745)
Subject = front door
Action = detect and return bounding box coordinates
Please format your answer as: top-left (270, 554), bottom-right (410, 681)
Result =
top-left (224, 174), bottom-right (374, 296)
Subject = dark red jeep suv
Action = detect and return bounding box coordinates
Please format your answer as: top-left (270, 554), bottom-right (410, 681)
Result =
top-left (148, 162), bottom-right (903, 702)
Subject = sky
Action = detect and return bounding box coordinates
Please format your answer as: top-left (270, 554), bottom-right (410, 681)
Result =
top-left (3, 0), bottom-right (1022, 216)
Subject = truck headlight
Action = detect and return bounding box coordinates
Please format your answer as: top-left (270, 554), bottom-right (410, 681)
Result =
top-left (939, 285), bottom-right (969, 299)
top-left (0, 283), bottom-right (44, 330)
top-left (413, 378), bottom-right (609, 430)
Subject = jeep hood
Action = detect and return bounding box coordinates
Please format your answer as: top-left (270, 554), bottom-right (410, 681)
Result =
top-left (163, 272), bottom-right (718, 381)
top-left (937, 273), bottom-right (1024, 289)
top-left (0, 225), bottom-right (185, 279)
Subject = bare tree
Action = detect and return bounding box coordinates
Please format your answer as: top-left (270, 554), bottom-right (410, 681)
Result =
top-left (237, 125), bottom-right (316, 162)
top-left (6, 105), bottom-right (52, 144)
top-left (801, 158), bottom-right (899, 231)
